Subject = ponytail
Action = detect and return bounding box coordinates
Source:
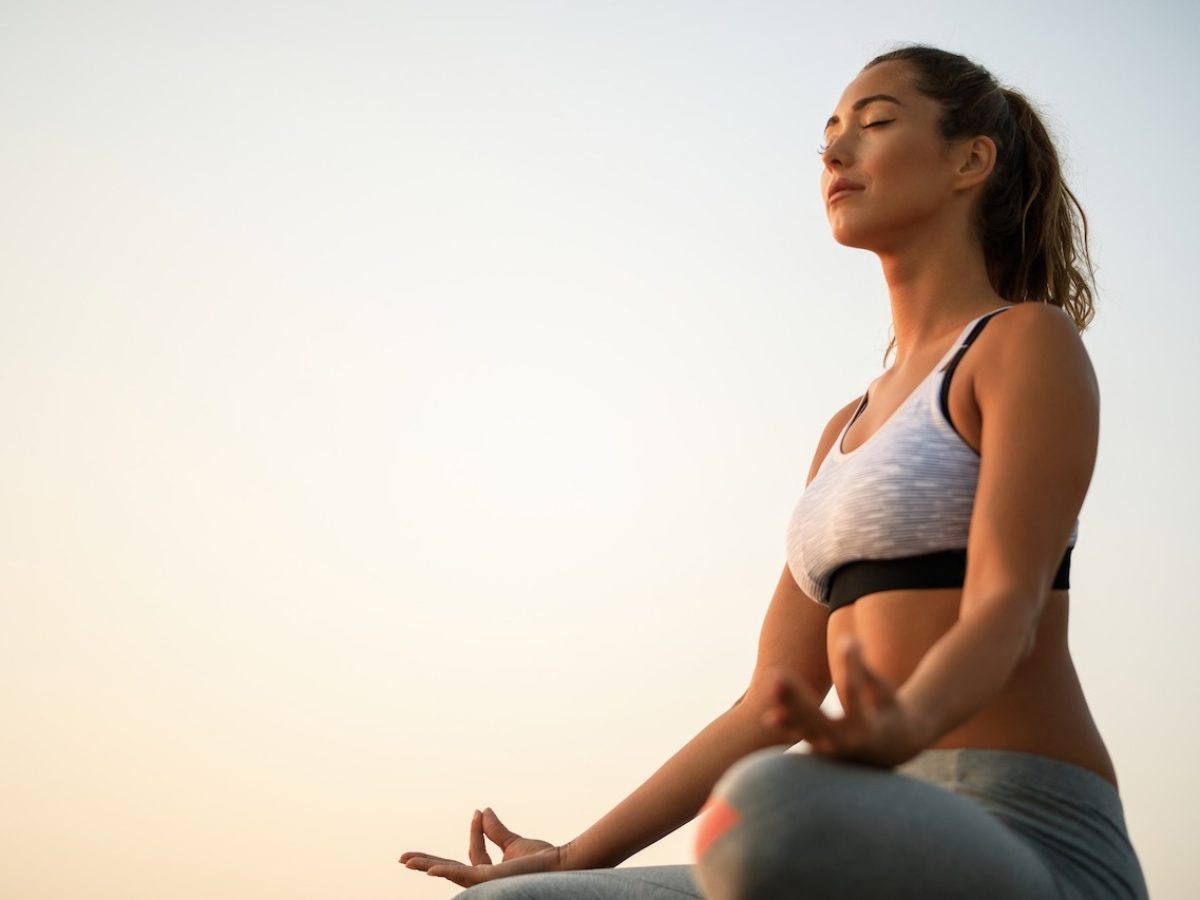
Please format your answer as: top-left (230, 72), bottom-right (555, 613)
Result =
top-left (866, 46), bottom-right (1096, 333)
top-left (991, 88), bottom-right (1095, 329)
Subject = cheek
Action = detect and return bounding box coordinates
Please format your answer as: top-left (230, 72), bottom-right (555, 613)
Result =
top-left (871, 143), bottom-right (920, 185)
top-left (879, 139), bottom-right (946, 192)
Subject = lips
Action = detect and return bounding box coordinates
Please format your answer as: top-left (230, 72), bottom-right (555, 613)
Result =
top-left (827, 178), bottom-right (864, 204)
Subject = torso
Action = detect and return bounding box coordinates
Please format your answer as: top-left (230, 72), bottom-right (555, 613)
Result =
top-left (827, 589), bottom-right (1117, 789)
top-left (814, 309), bottom-right (1117, 789)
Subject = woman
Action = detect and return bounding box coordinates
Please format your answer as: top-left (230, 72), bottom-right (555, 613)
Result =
top-left (400, 45), bottom-right (1149, 899)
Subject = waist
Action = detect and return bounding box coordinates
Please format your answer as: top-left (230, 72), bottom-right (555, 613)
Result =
top-left (898, 747), bottom-right (1121, 806)
top-left (828, 589), bottom-right (1116, 788)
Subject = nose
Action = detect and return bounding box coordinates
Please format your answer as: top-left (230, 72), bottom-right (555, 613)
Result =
top-left (821, 130), bottom-right (852, 171)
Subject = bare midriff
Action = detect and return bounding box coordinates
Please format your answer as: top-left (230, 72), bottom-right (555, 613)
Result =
top-left (827, 588), bottom-right (1119, 790)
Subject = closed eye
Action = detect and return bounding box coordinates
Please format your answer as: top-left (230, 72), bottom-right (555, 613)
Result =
top-left (818, 119), bottom-right (896, 154)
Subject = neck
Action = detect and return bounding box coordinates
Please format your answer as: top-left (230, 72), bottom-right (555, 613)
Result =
top-left (877, 223), bottom-right (1005, 367)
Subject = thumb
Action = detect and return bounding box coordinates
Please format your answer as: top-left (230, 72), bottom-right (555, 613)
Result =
top-left (481, 808), bottom-right (521, 850)
top-left (845, 639), bottom-right (894, 708)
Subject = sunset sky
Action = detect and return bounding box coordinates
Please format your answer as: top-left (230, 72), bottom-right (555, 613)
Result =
top-left (2, 2), bottom-right (1197, 898)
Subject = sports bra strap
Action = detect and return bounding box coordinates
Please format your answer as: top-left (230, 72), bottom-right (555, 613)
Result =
top-left (938, 306), bottom-right (1012, 443)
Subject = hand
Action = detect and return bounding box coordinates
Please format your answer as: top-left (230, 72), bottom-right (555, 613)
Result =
top-left (400, 807), bottom-right (567, 888)
top-left (763, 635), bottom-right (932, 768)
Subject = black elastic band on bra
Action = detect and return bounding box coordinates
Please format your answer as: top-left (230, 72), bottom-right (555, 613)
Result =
top-left (938, 307), bottom-right (1012, 445)
top-left (827, 546), bottom-right (1073, 611)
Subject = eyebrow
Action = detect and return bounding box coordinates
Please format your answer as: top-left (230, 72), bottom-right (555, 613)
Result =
top-left (825, 94), bottom-right (903, 131)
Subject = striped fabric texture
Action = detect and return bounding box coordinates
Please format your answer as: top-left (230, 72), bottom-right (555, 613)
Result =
top-left (786, 307), bottom-right (1079, 606)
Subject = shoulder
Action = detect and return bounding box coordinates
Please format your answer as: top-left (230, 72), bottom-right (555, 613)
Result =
top-left (824, 394), bottom-right (866, 439)
top-left (805, 395), bottom-right (864, 485)
top-left (983, 302), bottom-right (1094, 367)
top-left (970, 303), bottom-right (1100, 464)
top-left (975, 302), bottom-right (1098, 401)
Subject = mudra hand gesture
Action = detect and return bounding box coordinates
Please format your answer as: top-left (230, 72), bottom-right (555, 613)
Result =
top-left (400, 807), bottom-right (567, 888)
top-left (764, 635), bottom-right (932, 768)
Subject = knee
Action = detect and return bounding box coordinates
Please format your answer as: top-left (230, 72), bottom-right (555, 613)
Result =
top-left (710, 747), bottom-right (837, 828)
top-left (695, 750), bottom-right (872, 900)
top-left (714, 748), bottom-right (814, 799)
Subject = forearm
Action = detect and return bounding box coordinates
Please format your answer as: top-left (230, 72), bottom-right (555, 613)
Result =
top-left (897, 594), bottom-right (1035, 744)
top-left (562, 697), bottom-right (784, 870)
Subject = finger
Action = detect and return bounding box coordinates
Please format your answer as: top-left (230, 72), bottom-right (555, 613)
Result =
top-left (842, 637), bottom-right (895, 710)
top-left (401, 853), bottom-right (463, 871)
top-left (762, 703), bottom-right (806, 745)
top-left (768, 670), bottom-right (837, 744)
top-left (761, 674), bottom-right (805, 734)
top-left (844, 643), bottom-right (864, 724)
top-left (771, 666), bottom-right (862, 756)
top-left (771, 668), bottom-right (824, 711)
top-left (840, 636), bottom-right (867, 718)
top-left (481, 807), bottom-right (520, 852)
top-left (469, 809), bottom-right (493, 866)
top-left (857, 654), bottom-right (897, 704)
top-left (431, 850), bottom-right (553, 889)
top-left (771, 672), bottom-right (825, 729)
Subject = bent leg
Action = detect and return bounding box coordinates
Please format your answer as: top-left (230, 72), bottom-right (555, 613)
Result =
top-left (695, 748), bottom-right (1060, 900)
top-left (454, 864), bottom-right (700, 900)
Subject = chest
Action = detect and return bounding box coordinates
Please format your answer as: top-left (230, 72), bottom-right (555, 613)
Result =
top-left (841, 352), bottom-right (986, 456)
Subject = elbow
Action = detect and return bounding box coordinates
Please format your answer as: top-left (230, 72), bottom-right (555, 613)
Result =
top-left (956, 589), bottom-right (1045, 690)
top-left (995, 610), bottom-right (1041, 680)
top-left (1011, 590), bottom-right (1051, 665)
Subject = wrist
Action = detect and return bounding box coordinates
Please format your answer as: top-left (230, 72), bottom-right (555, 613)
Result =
top-left (555, 840), bottom-right (586, 872)
top-left (558, 835), bottom-right (627, 871)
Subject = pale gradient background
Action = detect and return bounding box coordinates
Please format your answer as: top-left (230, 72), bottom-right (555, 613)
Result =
top-left (2, 2), bottom-right (1196, 898)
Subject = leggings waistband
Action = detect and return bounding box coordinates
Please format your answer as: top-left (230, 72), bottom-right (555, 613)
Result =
top-left (897, 748), bottom-right (1126, 824)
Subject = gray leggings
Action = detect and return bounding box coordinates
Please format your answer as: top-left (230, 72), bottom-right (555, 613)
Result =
top-left (453, 747), bottom-right (1147, 900)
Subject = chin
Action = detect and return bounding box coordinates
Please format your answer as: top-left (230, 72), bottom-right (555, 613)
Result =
top-left (828, 224), bottom-right (879, 251)
top-left (828, 212), bottom-right (912, 253)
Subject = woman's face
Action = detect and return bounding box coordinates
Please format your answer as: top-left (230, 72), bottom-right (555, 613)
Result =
top-left (820, 61), bottom-right (964, 251)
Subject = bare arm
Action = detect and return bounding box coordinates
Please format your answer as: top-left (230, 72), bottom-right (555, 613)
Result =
top-left (404, 569), bottom-right (832, 885)
top-left (402, 400), bottom-right (858, 885)
top-left (896, 304), bottom-right (1099, 740)
top-left (563, 563), bottom-right (832, 869)
top-left (561, 399), bottom-right (864, 868)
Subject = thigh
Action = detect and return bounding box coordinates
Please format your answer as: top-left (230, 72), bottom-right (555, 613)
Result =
top-left (454, 864), bottom-right (701, 900)
top-left (916, 748), bottom-right (1149, 900)
top-left (695, 748), bottom-right (1061, 900)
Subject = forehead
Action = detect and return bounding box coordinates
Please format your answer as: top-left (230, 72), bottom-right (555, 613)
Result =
top-left (827, 60), bottom-right (932, 121)
top-left (836, 61), bottom-right (913, 105)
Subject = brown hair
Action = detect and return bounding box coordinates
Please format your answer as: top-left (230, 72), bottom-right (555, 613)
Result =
top-left (865, 45), bottom-right (1095, 333)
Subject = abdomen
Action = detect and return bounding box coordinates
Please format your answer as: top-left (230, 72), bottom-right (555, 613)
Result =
top-left (827, 589), bottom-right (1118, 788)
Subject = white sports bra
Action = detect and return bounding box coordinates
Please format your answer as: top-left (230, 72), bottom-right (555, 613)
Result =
top-left (785, 306), bottom-right (1077, 609)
